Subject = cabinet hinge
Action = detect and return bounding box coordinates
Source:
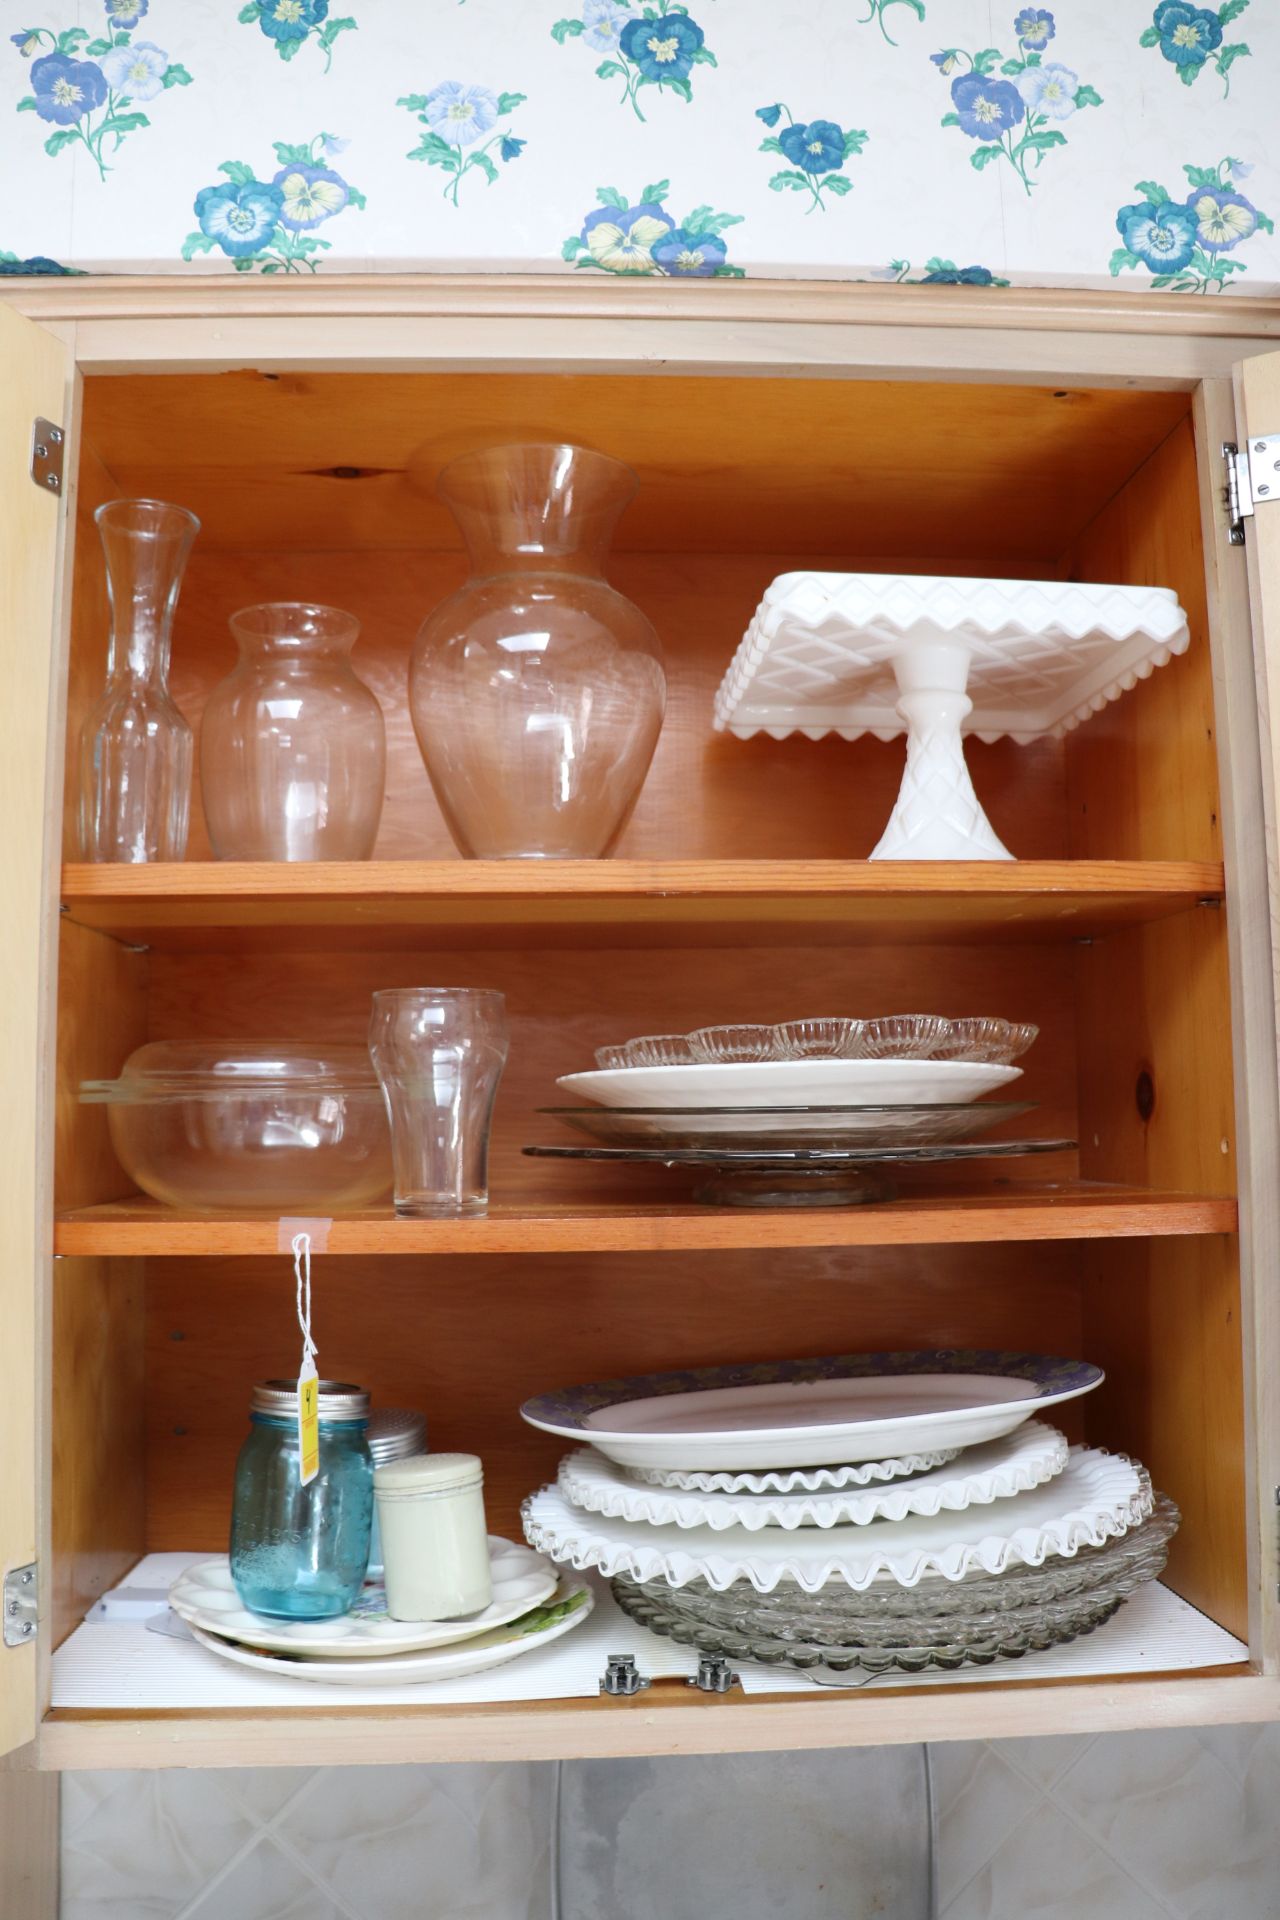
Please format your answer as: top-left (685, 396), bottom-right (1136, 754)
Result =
top-left (1224, 436), bottom-right (1280, 546)
top-left (30, 418), bottom-right (64, 496)
top-left (3, 1564), bottom-right (37, 1647)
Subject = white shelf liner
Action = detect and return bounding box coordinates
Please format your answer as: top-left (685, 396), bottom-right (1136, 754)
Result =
top-left (52, 1554), bottom-right (1246, 1709)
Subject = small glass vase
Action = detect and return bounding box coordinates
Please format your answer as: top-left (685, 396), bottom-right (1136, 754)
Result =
top-left (368, 988), bottom-right (509, 1217)
top-left (200, 602), bottom-right (386, 862)
top-left (409, 443), bottom-right (666, 858)
top-left (78, 499), bottom-right (199, 863)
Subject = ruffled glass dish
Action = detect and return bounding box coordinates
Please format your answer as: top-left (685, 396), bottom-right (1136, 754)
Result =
top-left (772, 1017), bottom-right (863, 1060)
top-left (859, 1015), bottom-right (954, 1060)
top-left (688, 1024), bottom-right (781, 1065)
top-left (588, 1016), bottom-right (1038, 1071)
top-left (940, 1018), bottom-right (1040, 1064)
top-left (596, 1034), bottom-right (698, 1069)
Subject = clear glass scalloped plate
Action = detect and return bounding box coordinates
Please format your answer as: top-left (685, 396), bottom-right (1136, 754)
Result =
top-left (540, 1103), bottom-right (1034, 1149)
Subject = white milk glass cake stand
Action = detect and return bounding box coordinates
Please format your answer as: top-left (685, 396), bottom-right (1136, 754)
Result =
top-left (713, 574), bottom-right (1191, 860)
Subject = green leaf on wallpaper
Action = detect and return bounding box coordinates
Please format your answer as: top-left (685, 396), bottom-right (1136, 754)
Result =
top-left (1109, 246), bottom-right (1141, 275)
top-left (1136, 179), bottom-right (1170, 202)
top-left (346, 185), bottom-right (367, 209)
top-left (895, 0), bottom-right (926, 18)
top-left (16, 96), bottom-right (36, 113)
top-left (408, 133), bottom-right (460, 162)
top-left (84, 38), bottom-right (114, 56)
top-left (1177, 60), bottom-right (1198, 83)
top-left (595, 59), bottom-right (625, 78)
top-left (1074, 83), bottom-right (1102, 106)
top-left (595, 185), bottom-right (629, 209)
top-left (163, 64), bottom-right (193, 87)
top-left (713, 264), bottom-right (747, 278)
top-left (496, 93), bottom-right (526, 113)
top-left (683, 206), bottom-right (742, 236)
top-left (233, 257), bottom-right (256, 271)
top-left (1217, 0), bottom-right (1249, 21)
top-left (551, 17), bottom-right (584, 39)
top-left (273, 142), bottom-right (314, 164)
top-left (641, 180), bottom-right (669, 202)
top-left (238, 3), bottom-right (260, 20)
top-left (1257, 211), bottom-right (1275, 233)
top-left (181, 230), bottom-right (218, 260)
top-left (824, 174), bottom-right (854, 195)
top-left (843, 129), bottom-right (868, 156)
top-left (43, 128), bottom-right (80, 156)
top-left (758, 136), bottom-right (784, 154)
top-left (1147, 274), bottom-right (1176, 288)
top-left (692, 46), bottom-right (717, 64)
top-left (320, 18), bottom-right (358, 46)
top-left (1019, 129), bottom-right (1066, 151)
top-left (54, 28), bottom-right (88, 52)
top-left (769, 170), bottom-right (812, 191)
top-left (397, 95), bottom-right (430, 111)
top-left (472, 151), bottom-right (499, 185)
top-left (971, 47), bottom-right (1002, 73)
top-left (940, 111), bottom-right (960, 126)
top-left (100, 112), bottom-right (149, 135)
top-left (1182, 164), bottom-right (1221, 188)
top-left (1001, 58), bottom-right (1024, 74)
top-left (220, 160), bottom-right (258, 185)
top-left (970, 144), bottom-right (1003, 170)
top-left (663, 76), bottom-right (693, 100)
top-left (1218, 43), bottom-right (1250, 72)
top-left (278, 35), bottom-right (303, 60)
top-left (1138, 24), bottom-right (1160, 43)
top-left (562, 236), bottom-right (585, 259)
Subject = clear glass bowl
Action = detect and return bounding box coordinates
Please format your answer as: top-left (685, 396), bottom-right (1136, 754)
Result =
top-left (939, 1018), bottom-right (1040, 1064)
top-left (80, 1041), bottom-right (393, 1212)
top-left (609, 1035), bottom-right (698, 1069)
top-left (859, 1015), bottom-right (954, 1059)
top-left (772, 1018), bottom-right (863, 1060)
top-left (688, 1025), bottom-right (780, 1065)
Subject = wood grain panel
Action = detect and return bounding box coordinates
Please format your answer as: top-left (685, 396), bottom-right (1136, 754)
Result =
top-left (142, 939), bottom-right (1080, 1208)
top-left (54, 919), bottom-right (148, 1212)
top-left (79, 372), bottom-right (1189, 561)
top-left (51, 1259), bottom-right (146, 1649)
top-left (143, 1243), bottom-right (1087, 1550)
top-left (60, 437), bottom-right (122, 860)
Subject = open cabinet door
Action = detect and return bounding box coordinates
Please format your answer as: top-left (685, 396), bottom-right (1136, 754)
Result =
top-left (0, 304), bottom-right (72, 1758)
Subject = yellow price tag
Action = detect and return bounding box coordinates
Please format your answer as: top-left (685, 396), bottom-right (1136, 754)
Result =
top-left (298, 1358), bottom-right (319, 1487)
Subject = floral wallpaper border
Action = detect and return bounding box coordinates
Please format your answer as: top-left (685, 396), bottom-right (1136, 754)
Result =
top-left (1, 0), bottom-right (1277, 293)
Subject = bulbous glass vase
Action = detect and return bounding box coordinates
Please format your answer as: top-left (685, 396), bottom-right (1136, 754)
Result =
top-left (200, 602), bottom-right (386, 862)
top-left (410, 444), bottom-right (666, 858)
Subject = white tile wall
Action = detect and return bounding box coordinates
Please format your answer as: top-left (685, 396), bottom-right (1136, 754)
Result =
top-left (60, 1724), bottom-right (1280, 1920)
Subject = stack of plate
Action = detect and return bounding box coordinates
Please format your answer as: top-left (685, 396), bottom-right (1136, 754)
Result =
top-left (167, 1538), bottom-right (593, 1688)
top-left (520, 1351), bottom-right (1178, 1677)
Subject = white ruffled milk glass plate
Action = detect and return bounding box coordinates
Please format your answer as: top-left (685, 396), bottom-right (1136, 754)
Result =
top-left (630, 1448), bottom-right (961, 1493)
top-left (520, 1349), bottom-right (1103, 1472)
top-left (523, 1448), bottom-right (1152, 1593)
top-left (557, 1422), bottom-right (1069, 1532)
top-left (187, 1579), bottom-right (593, 1686)
top-left (169, 1538), bottom-right (557, 1658)
top-left (557, 1059), bottom-right (1021, 1112)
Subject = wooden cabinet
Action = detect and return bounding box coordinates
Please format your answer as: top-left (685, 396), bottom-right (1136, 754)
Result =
top-left (3, 281), bottom-right (1280, 1811)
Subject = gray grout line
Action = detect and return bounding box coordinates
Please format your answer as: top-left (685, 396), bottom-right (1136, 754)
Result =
top-left (268, 1825), bottom-right (369, 1920)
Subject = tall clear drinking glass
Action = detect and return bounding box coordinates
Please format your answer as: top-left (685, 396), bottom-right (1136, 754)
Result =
top-left (368, 989), bottom-right (509, 1217)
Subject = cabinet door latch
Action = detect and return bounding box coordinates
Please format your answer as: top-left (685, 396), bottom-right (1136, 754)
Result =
top-left (687, 1654), bottom-right (740, 1694)
top-left (30, 418), bottom-right (64, 496)
top-left (600, 1652), bottom-right (649, 1697)
top-left (3, 1564), bottom-right (37, 1647)
top-left (1224, 436), bottom-right (1280, 545)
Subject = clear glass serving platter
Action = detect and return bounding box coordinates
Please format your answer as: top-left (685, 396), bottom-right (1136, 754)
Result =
top-left (523, 1136), bottom-right (1076, 1206)
top-left (541, 1102), bottom-right (1034, 1149)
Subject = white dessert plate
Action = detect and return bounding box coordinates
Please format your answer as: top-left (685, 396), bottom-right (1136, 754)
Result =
top-left (521, 1350), bottom-right (1103, 1472)
top-left (524, 1449), bottom-right (1151, 1593)
top-left (169, 1539), bottom-right (558, 1658)
top-left (557, 1422), bottom-right (1069, 1532)
top-left (558, 1060), bottom-right (1021, 1112)
top-left (188, 1580), bottom-right (593, 1686)
top-left (630, 1448), bottom-right (961, 1493)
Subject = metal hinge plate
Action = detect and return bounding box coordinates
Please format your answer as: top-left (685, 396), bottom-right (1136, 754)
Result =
top-left (3, 1564), bottom-right (37, 1647)
top-left (30, 418), bottom-right (64, 496)
top-left (1225, 436), bottom-right (1280, 545)
top-left (599, 1652), bottom-right (649, 1697)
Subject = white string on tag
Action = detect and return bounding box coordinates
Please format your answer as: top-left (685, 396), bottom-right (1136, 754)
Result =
top-left (293, 1230), bottom-right (318, 1372)
top-left (293, 1231), bottom-right (320, 1487)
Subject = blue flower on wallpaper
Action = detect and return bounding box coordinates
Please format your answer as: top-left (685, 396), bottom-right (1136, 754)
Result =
top-left (562, 181), bottom-right (744, 276)
top-left (937, 19), bottom-right (1101, 194)
top-left (1013, 8), bottom-right (1055, 47)
top-left (13, 20), bottom-right (192, 179)
top-left (0, 248), bottom-right (84, 274)
top-left (1140, 0), bottom-right (1249, 94)
top-left (757, 104), bottom-right (867, 214)
top-left (888, 257), bottom-right (1010, 284)
top-left (182, 136), bottom-right (365, 271)
top-left (399, 85), bottom-right (526, 206)
top-left (552, 4), bottom-right (717, 123)
top-left (238, 1), bottom-right (355, 72)
top-left (1110, 159), bottom-right (1272, 291)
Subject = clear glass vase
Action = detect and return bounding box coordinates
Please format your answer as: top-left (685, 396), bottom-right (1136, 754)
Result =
top-left (200, 603), bottom-right (386, 862)
top-left (410, 444), bottom-right (666, 858)
top-left (78, 498), bottom-right (199, 863)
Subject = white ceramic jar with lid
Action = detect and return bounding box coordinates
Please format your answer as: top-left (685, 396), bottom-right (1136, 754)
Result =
top-left (374, 1452), bottom-right (493, 1621)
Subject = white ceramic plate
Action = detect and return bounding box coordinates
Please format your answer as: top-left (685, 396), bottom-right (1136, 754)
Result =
top-left (558, 1423), bottom-right (1069, 1531)
top-left (524, 1449), bottom-right (1152, 1593)
top-left (558, 1060), bottom-right (1021, 1112)
top-left (169, 1539), bottom-right (558, 1658)
top-left (187, 1580), bottom-right (593, 1686)
top-left (630, 1448), bottom-right (961, 1493)
top-left (521, 1350), bottom-right (1103, 1472)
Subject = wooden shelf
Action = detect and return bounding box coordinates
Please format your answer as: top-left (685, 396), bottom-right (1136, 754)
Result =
top-left (59, 859), bottom-right (1226, 951)
top-left (53, 1186), bottom-right (1237, 1256)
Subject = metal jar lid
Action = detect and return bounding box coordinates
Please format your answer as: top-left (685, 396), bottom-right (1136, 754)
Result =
top-left (374, 1451), bottom-right (483, 1498)
top-left (251, 1379), bottom-right (370, 1422)
top-left (367, 1408), bottom-right (428, 1466)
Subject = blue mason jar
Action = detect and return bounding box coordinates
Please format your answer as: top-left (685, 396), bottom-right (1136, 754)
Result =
top-left (230, 1379), bottom-right (373, 1619)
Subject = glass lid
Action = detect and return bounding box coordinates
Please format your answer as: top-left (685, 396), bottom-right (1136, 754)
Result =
top-left (80, 1039), bottom-right (381, 1102)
